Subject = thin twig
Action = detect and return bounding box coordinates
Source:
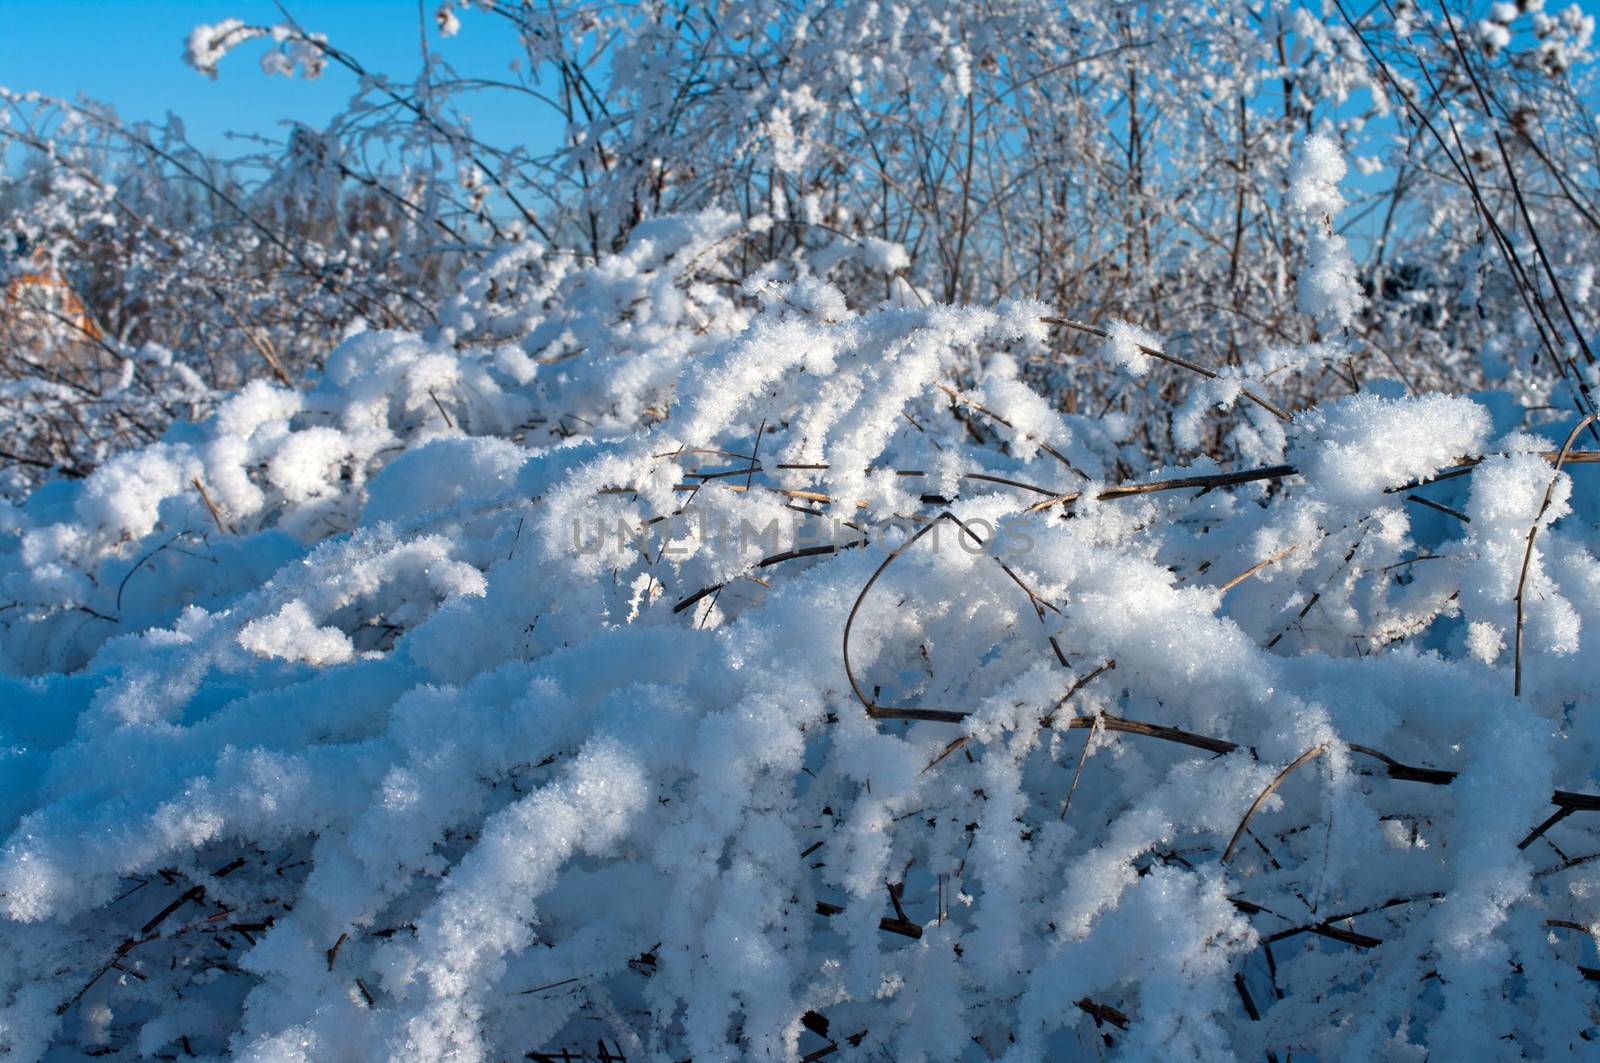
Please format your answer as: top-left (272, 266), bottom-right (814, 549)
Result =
top-left (1514, 415), bottom-right (1597, 696)
top-left (192, 478), bottom-right (230, 535)
top-left (1222, 745), bottom-right (1328, 863)
top-left (1040, 315), bottom-right (1292, 423)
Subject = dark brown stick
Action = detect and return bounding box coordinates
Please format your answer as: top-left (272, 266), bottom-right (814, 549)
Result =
top-left (1515, 415), bottom-right (1597, 696)
top-left (1222, 745), bottom-right (1328, 863)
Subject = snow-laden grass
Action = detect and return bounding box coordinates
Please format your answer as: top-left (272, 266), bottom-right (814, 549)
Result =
top-left (2, 192), bottom-right (1599, 1060)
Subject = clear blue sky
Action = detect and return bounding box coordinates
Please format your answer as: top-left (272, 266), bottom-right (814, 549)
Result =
top-left (0, 0), bottom-right (564, 158)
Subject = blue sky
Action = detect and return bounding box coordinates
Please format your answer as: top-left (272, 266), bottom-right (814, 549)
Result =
top-left (0, 0), bottom-right (565, 158)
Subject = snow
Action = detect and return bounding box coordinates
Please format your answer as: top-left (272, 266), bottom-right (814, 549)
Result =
top-left (6, 3), bottom-right (1600, 1056)
top-left (1102, 319), bottom-right (1161, 376)
top-left (1290, 135), bottom-right (1366, 331)
top-left (1480, 19), bottom-right (1513, 52)
top-left (435, 4), bottom-right (461, 38)
top-left (184, 18), bottom-right (324, 80)
top-left (238, 601), bottom-right (355, 665)
top-left (1289, 392), bottom-right (1491, 509)
top-left (2, 224), bottom-right (1595, 1057)
top-left (1287, 134), bottom-right (1347, 219)
top-left (861, 238), bottom-right (910, 273)
top-left (184, 20), bottom-right (263, 78)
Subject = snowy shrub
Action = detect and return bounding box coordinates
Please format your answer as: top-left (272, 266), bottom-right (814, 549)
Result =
top-left (1, 209), bottom-right (1598, 1059)
top-left (3, 1), bottom-right (1600, 1059)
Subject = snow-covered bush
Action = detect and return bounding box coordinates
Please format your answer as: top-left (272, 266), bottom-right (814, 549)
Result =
top-left (4, 1), bottom-right (1600, 1059)
top-left (2, 200), bottom-right (1599, 1058)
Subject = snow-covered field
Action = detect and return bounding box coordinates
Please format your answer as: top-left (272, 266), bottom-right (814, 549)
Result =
top-left (4, 2), bottom-right (1600, 1059)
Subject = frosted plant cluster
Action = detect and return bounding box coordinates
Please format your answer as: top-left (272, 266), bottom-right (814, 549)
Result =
top-left (4, 0), bottom-right (1600, 1058)
top-left (1, 200), bottom-right (1598, 1060)
top-left (1289, 135), bottom-right (1366, 333)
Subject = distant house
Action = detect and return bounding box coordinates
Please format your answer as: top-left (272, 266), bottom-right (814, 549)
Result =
top-left (2, 257), bottom-right (102, 350)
